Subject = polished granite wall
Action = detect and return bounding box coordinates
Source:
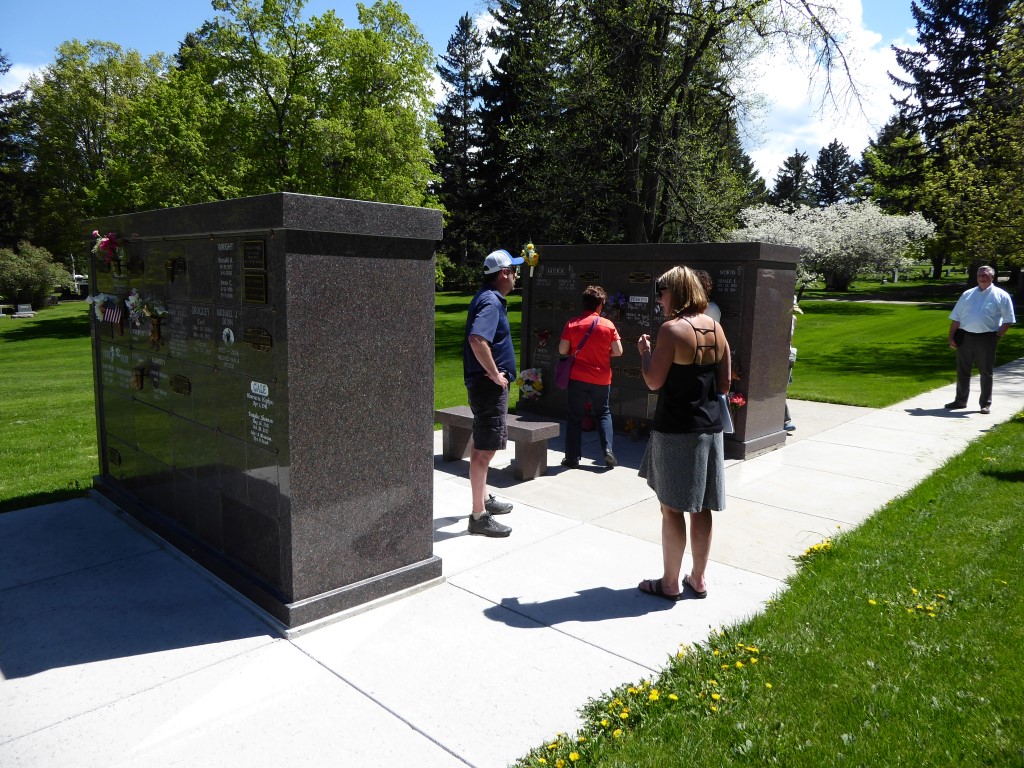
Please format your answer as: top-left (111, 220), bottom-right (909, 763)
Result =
top-left (517, 242), bottom-right (800, 459)
top-left (87, 193), bottom-right (442, 628)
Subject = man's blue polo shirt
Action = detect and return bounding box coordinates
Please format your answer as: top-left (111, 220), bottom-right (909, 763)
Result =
top-left (464, 285), bottom-right (517, 384)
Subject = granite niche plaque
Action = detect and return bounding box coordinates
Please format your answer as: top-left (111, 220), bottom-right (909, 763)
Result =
top-left (518, 242), bottom-right (800, 459)
top-left (86, 193), bottom-right (443, 630)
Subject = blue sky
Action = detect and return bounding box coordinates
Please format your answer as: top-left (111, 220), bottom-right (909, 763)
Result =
top-left (2, 0), bottom-right (916, 181)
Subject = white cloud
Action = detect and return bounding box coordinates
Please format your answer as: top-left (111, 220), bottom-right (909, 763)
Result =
top-left (740, 0), bottom-right (915, 181)
top-left (1, 63), bottom-right (40, 93)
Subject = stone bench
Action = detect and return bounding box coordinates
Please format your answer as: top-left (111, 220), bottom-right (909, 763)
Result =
top-left (435, 405), bottom-right (561, 481)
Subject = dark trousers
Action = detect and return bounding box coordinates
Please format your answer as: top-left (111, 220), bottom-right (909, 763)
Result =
top-left (565, 379), bottom-right (613, 461)
top-left (955, 331), bottom-right (998, 406)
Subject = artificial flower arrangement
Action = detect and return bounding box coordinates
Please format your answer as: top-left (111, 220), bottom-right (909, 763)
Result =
top-left (515, 367), bottom-right (544, 400)
top-left (86, 292), bottom-right (119, 322)
top-left (92, 230), bottom-right (123, 269)
top-left (125, 288), bottom-right (168, 326)
top-left (727, 391), bottom-right (747, 410)
top-left (520, 241), bottom-right (540, 277)
top-left (608, 291), bottom-right (628, 309)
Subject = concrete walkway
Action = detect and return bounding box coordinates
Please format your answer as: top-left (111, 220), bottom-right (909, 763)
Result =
top-left (3, 360), bottom-right (1023, 768)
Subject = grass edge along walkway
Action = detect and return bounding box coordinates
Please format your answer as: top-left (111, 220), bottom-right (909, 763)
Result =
top-left (513, 412), bottom-right (1024, 768)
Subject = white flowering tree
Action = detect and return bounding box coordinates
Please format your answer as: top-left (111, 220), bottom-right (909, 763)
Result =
top-left (729, 201), bottom-right (935, 291)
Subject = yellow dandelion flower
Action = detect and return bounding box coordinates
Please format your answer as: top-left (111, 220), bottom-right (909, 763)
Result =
top-left (735, 661), bottom-right (745, 669)
top-left (669, 693), bottom-right (679, 701)
top-left (548, 743), bottom-right (558, 750)
top-left (916, 604), bottom-right (924, 610)
top-left (766, 683), bottom-right (773, 689)
top-left (721, 663), bottom-right (730, 670)
top-left (868, 599), bottom-right (877, 606)
top-left (711, 693), bottom-right (721, 701)
top-left (620, 711), bottom-right (630, 720)
top-left (929, 612), bottom-right (937, 618)
top-left (538, 760), bottom-right (547, 765)
top-left (709, 679), bottom-right (718, 686)
top-left (750, 657), bottom-right (758, 664)
top-left (713, 650), bottom-right (720, 656)
top-left (628, 687), bottom-right (638, 694)
top-left (911, 588), bottom-right (919, 595)
top-left (649, 690), bottom-right (660, 702)
top-left (710, 705), bottom-right (718, 712)
top-left (555, 760), bottom-right (565, 768)
top-left (906, 608), bottom-right (914, 614)
top-left (577, 737), bottom-right (586, 743)
top-left (569, 753), bottom-right (580, 762)
top-left (642, 680), bottom-right (651, 688)
top-left (936, 593), bottom-right (947, 600)
top-left (745, 646), bottom-right (759, 653)
top-left (613, 729), bottom-right (623, 738)
top-left (600, 719), bottom-right (610, 728)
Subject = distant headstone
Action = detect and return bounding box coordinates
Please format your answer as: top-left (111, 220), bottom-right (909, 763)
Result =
top-left (87, 193), bottom-right (443, 630)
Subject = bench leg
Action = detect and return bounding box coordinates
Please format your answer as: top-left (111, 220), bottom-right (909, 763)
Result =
top-left (513, 440), bottom-right (549, 481)
top-left (442, 425), bottom-right (472, 461)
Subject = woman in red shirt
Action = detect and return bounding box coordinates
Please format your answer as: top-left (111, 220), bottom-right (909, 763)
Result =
top-left (558, 285), bottom-right (623, 468)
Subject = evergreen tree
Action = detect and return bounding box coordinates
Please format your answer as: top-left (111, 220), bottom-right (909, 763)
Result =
top-left (434, 14), bottom-right (486, 265)
top-left (891, 0), bottom-right (1012, 147)
top-left (477, 0), bottom-right (565, 248)
top-left (813, 139), bottom-right (858, 206)
top-left (769, 150), bottom-right (815, 209)
top-left (732, 150), bottom-right (769, 209)
top-left (857, 115), bottom-right (929, 214)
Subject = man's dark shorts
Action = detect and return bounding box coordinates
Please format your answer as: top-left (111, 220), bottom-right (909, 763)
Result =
top-left (467, 376), bottom-right (509, 451)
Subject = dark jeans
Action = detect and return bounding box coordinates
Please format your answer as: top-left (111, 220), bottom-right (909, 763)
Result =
top-left (565, 379), bottom-right (613, 461)
top-left (955, 331), bottom-right (999, 406)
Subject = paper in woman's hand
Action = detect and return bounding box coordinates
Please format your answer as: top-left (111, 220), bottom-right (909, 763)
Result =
top-left (718, 393), bottom-right (734, 434)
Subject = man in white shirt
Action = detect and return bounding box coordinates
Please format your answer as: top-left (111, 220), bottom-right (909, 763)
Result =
top-left (946, 266), bottom-right (1016, 414)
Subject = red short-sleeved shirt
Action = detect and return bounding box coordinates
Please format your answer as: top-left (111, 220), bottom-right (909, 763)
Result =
top-left (560, 312), bottom-right (621, 386)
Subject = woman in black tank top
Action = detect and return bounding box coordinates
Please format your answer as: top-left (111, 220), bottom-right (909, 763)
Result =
top-left (635, 266), bottom-right (732, 602)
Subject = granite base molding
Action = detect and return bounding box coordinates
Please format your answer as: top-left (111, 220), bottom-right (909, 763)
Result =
top-left (724, 429), bottom-right (787, 460)
top-left (92, 478), bottom-right (443, 630)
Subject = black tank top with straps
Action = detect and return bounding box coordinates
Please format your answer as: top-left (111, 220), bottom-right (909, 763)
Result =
top-left (652, 317), bottom-right (724, 435)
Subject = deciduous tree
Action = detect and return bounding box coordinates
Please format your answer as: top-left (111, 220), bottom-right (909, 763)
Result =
top-left (731, 201), bottom-right (934, 291)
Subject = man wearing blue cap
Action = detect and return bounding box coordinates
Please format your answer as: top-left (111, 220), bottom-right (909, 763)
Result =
top-left (463, 249), bottom-right (524, 537)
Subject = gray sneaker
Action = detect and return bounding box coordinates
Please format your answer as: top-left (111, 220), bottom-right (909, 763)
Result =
top-left (468, 513), bottom-right (511, 537)
top-left (484, 494), bottom-right (513, 515)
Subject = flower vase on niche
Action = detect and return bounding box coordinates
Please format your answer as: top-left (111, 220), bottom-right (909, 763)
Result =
top-left (149, 316), bottom-right (162, 347)
top-left (132, 365), bottom-right (146, 391)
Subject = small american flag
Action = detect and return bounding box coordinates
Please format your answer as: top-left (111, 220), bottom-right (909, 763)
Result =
top-left (102, 301), bottom-right (122, 325)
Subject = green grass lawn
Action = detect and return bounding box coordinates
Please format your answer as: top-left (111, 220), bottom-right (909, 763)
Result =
top-left (790, 300), bottom-right (1024, 407)
top-left (434, 290), bottom-right (523, 411)
top-left (515, 413), bottom-right (1024, 767)
top-left (0, 302), bottom-right (96, 511)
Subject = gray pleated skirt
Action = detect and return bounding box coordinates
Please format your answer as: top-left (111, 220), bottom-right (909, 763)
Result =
top-left (638, 430), bottom-right (726, 512)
